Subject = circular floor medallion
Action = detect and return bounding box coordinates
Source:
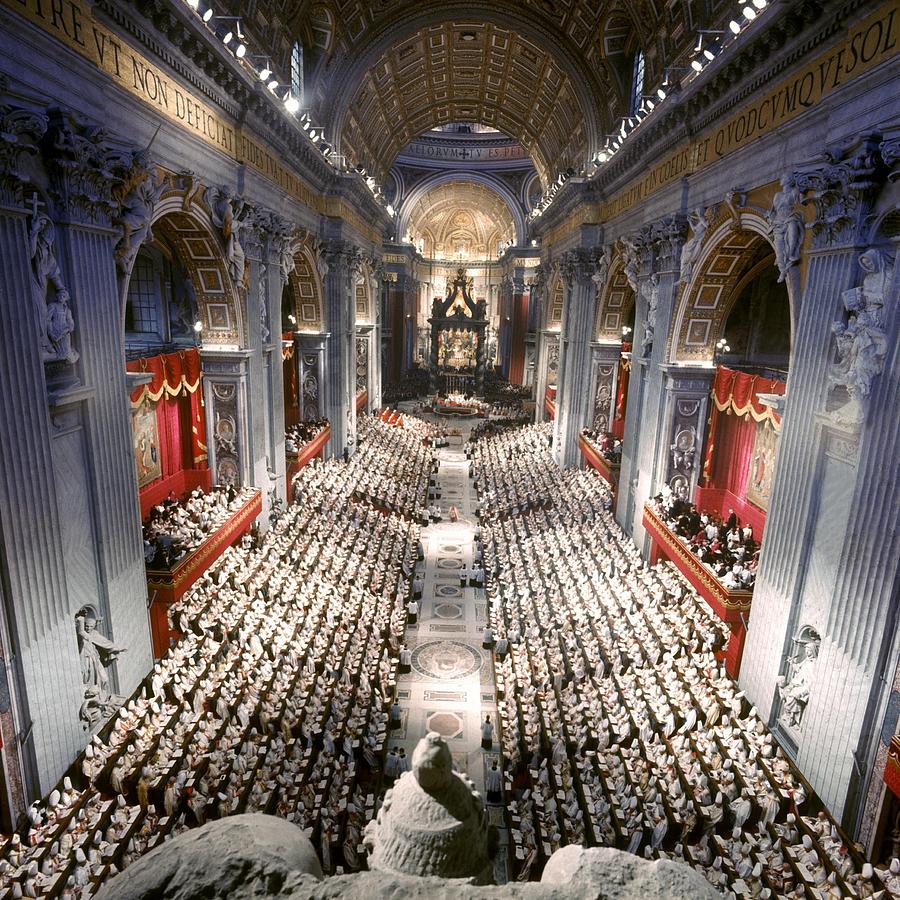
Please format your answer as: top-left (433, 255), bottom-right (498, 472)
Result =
top-left (437, 557), bottom-right (462, 569)
top-left (436, 584), bottom-right (462, 597)
top-left (411, 640), bottom-right (483, 680)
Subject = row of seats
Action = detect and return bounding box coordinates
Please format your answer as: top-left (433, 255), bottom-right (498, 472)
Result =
top-left (472, 422), bottom-right (894, 898)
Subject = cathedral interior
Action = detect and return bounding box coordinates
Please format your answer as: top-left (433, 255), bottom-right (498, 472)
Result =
top-left (0, 0), bottom-right (898, 895)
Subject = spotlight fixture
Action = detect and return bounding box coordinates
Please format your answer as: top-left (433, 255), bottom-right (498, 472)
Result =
top-left (284, 95), bottom-right (300, 113)
top-left (259, 66), bottom-right (271, 80)
top-left (236, 43), bottom-right (246, 58)
top-left (729, 19), bottom-right (741, 33)
top-left (202, 7), bottom-right (213, 21)
top-left (657, 87), bottom-right (666, 100)
top-left (691, 59), bottom-right (704, 72)
top-left (742, 6), bottom-right (756, 19)
top-left (753, 0), bottom-right (766, 8)
top-left (186, 0), bottom-right (199, 8)
top-left (267, 79), bottom-right (279, 92)
top-left (223, 30), bottom-right (233, 44)
top-left (193, 320), bottom-right (203, 333)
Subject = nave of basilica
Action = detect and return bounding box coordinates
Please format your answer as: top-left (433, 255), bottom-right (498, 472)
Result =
top-left (0, 0), bottom-right (897, 896)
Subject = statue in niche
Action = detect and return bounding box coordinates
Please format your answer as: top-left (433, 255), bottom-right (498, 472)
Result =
top-left (112, 150), bottom-right (165, 276)
top-left (829, 247), bottom-right (892, 423)
top-left (679, 208), bottom-right (708, 285)
top-left (169, 272), bottom-right (198, 339)
top-left (210, 188), bottom-right (249, 291)
top-left (768, 175), bottom-right (805, 283)
top-left (776, 627), bottom-right (820, 730)
top-left (640, 273), bottom-right (659, 357)
top-left (29, 207), bottom-right (79, 365)
top-left (75, 607), bottom-right (126, 730)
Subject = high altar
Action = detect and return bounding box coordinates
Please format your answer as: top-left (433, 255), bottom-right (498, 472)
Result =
top-left (428, 267), bottom-right (488, 395)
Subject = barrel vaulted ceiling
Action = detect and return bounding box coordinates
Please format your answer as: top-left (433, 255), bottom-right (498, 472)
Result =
top-left (230, 0), bottom-right (683, 188)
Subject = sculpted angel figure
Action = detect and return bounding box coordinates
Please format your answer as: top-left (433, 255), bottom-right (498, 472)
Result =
top-left (768, 175), bottom-right (804, 282)
top-left (640, 273), bottom-right (660, 357)
top-left (211, 188), bottom-right (249, 290)
top-left (679, 208), bottom-right (708, 285)
top-left (113, 150), bottom-right (165, 275)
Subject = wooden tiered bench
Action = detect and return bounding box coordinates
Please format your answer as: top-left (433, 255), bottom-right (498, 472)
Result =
top-left (545, 385), bottom-right (556, 419)
top-left (146, 488), bottom-right (262, 656)
top-left (642, 503), bottom-right (752, 677)
top-left (579, 433), bottom-right (621, 499)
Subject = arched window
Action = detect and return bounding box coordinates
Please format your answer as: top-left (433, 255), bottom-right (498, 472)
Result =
top-left (291, 41), bottom-right (304, 105)
top-left (630, 50), bottom-right (645, 115)
top-left (125, 243), bottom-right (198, 354)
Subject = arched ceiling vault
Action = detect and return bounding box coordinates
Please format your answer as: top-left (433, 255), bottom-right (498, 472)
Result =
top-left (336, 19), bottom-right (598, 188)
top-left (405, 180), bottom-right (517, 261)
top-left (272, 1), bottom-right (658, 188)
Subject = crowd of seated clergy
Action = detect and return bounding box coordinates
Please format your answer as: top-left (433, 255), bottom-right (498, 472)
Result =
top-left (648, 486), bottom-right (760, 591)
top-left (581, 428), bottom-right (623, 464)
top-left (142, 485), bottom-right (257, 569)
top-left (284, 420), bottom-right (329, 453)
top-left (471, 422), bottom-right (894, 898)
top-left (0, 417), bottom-right (434, 898)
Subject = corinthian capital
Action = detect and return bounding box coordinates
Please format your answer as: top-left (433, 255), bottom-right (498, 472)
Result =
top-left (558, 247), bottom-right (608, 290)
top-left (321, 239), bottom-right (364, 283)
top-left (0, 105), bottom-right (47, 205)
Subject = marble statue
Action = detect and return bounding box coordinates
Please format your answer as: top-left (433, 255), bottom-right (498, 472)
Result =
top-left (640, 273), bottom-right (659, 357)
top-left (768, 175), bottom-right (805, 282)
top-left (75, 608), bottom-right (126, 729)
top-left (829, 247), bottom-right (892, 423)
top-left (29, 209), bottom-right (79, 364)
top-left (45, 289), bottom-right (79, 365)
top-left (363, 731), bottom-right (496, 883)
top-left (112, 150), bottom-right (165, 276)
top-left (211, 188), bottom-right (248, 291)
top-left (679, 208), bottom-right (708, 285)
top-left (776, 630), bottom-right (820, 730)
top-left (620, 237), bottom-right (640, 292)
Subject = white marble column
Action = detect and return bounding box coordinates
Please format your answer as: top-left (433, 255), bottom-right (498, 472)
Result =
top-left (321, 240), bottom-right (362, 458)
top-left (552, 247), bottom-right (608, 468)
top-left (739, 138), bottom-right (898, 826)
top-left (615, 219), bottom-right (686, 547)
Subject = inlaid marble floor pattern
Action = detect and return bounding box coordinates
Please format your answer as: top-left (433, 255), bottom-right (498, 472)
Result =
top-left (390, 413), bottom-right (508, 881)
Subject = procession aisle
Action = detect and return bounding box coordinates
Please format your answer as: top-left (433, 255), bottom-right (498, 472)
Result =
top-left (389, 413), bottom-right (508, 881)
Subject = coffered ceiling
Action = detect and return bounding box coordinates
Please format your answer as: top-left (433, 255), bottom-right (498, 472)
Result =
top-left (230, 0), bottom-right (714, 187)
top-left (406, 180), bottom-right (518, 261)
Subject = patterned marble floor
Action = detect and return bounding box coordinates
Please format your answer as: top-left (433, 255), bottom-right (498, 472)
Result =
top-left (390, 410), bottom-right (508, 882)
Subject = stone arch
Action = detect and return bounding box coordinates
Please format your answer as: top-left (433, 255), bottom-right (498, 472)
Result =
top-left (594, 253), bottom-right (635, 342)
top-left (668, 211), bottom-right (796, 365)
top-left (122, 188), bottom-right (245, 349)
top-left (326, 6), bottom-right (608, 185)
top-left (285, 244), bottom-right (325, 332)
top-left (397, 172), bottom-right (527, 249)
top-left (545, 270), bottom-right (565, 330)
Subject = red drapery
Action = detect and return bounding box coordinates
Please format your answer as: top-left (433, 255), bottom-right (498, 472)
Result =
top-left (702, 366), bottom-right (784, 485)
top-left (710, 366), bottom-right (785, 426)
top-left (127, 348), bottom-right (209, 514)
top-left (612, 353), bottom-right (631, 439)
top-left (697, 366), bottom-right (786, 537)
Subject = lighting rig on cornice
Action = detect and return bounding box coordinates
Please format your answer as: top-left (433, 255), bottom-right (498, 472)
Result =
top-left (180, 0), bottom-right (392, 216)
top-left (528, 0), bottom-right (771, 222)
